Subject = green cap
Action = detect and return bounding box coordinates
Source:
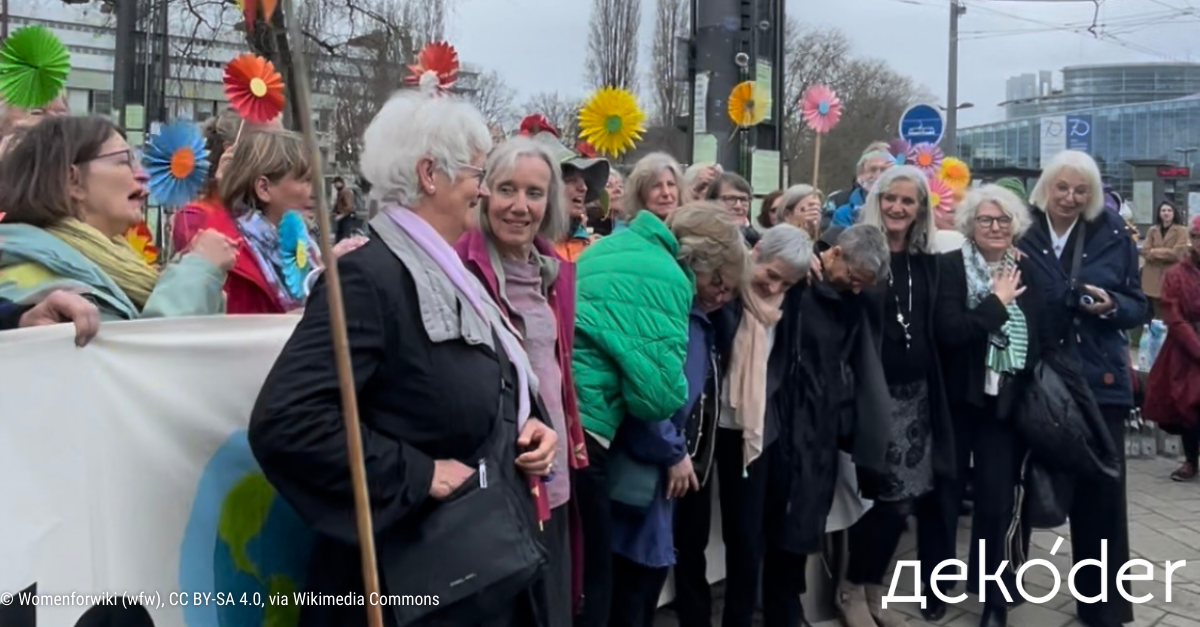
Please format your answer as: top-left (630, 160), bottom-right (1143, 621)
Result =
top-left (995, 177), bottom-right (1027, 202)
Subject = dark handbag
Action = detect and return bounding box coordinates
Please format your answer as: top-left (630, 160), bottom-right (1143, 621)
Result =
top-left (379, 338), bottom-right (547, 626)
top-left (1021, 451), bottom-right (1075, 529)
top-left (607, 447), bottom-right (660, 511)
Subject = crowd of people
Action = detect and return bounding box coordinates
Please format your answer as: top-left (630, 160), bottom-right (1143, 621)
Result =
top-left (1, 80), bottom-right (1199, 627)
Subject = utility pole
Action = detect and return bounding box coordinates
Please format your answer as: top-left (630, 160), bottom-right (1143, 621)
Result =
top-left (945, 0), bottom-right (966, 156)
top-left (112, 0), bottom-right (137, 128)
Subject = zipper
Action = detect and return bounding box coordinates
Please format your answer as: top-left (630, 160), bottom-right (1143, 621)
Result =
top-left (478, 459), bottom-right (488, 488)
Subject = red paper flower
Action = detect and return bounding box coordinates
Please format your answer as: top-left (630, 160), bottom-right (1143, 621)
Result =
top-left (239, 0), bottom-right (278, 34)
top-left (403, 41), bottom-right (460, 94)
top-left (224, 53), bottom-right (285, 124)
top-left (519, 113), bottom-right (559, 138)
top-left (575, 141), bottom-right (598, 158)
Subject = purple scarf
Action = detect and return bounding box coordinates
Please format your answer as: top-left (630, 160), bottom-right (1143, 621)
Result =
top-left (383, 205), bottom-right (532, 430)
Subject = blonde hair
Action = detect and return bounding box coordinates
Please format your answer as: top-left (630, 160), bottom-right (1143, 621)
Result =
top-left (624, 152), bottom-right (683, 218)
top-left (218, 129), bottom-right (312, 213)
top-left (477, 136), bottom-right (569, 243)
top-left (857, 165), bottom-right (937, 254)
top-left (1029, 149), bottom-right (1105, 221)
top-left (666, 201), bottom-right (750, 289)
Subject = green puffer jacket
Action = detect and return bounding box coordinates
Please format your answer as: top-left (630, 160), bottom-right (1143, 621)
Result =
top-left (572, 211), bottom-right (694, 441)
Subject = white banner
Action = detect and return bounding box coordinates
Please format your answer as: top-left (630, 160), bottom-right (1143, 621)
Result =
top-left (0, 316), bottom-right (305, 627)
top-left (1040, 115), bottom-right (1066, 167)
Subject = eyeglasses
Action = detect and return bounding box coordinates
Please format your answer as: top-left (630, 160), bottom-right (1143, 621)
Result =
top-left (77, 148), bottom-right (140, 171)
top-left (975, 215), bottom-right (1013, 229)
top-left (719, 195), bottom-right (750, 206)
top-left (462, 165), bottom-right (486, 184)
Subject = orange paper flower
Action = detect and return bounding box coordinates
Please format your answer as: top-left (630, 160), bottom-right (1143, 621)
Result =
top-left (237, 0), bottom-right (278, 33)
top-left (223, 53), bottom-right (285, 123)
top-left (125, 221), bottom-right (159, 266)
top-left (403, 41), bottom-right (460, 93)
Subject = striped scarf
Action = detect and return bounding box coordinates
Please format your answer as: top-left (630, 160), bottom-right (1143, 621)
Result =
top-left (963, 242), bottom-right (1028, 375)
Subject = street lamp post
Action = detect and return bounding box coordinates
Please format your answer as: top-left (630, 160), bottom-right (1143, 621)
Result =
top-left (945, 0), bottom-right (967, 157)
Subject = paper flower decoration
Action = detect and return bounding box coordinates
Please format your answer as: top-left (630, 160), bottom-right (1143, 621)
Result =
top-left (578, 87), bottom-right (645, 158)
top-left (938, 156), bottom-right (971, 191)
top-left (124, 221), bottom-right (159, 265)
top-left (927, 175), bottom-right (954, 217)
top-left (279, 210), bottom-right (312, 298)
top-left (800, 84), bottom-right (842, 134)
top-left (237, 0), bottom-right (278, 33)
top-left (0, 25), bottom-right (71, 109)
top-left (907, 142), bottom-right (943, 175)
top-left (403, 41), bottom-right (460, 94)
top-left (224, 54), bottom-right (285, 123)
top-left (887, 138), bottom-right (910, 166)
top-left (519, 113), bottom-right (559, 138)
top-left (728, 81), bottom-right (770, 127)
top-left (575, 140), bottom-right (598, 159)
top-left (0, 212), bottom-right (7, 222)
top-left (142, 121), bottom-right (210, 207)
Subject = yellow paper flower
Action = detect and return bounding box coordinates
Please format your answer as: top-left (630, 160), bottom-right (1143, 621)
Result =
top-left (124, 221), bottom-right (159, 265)
top-left (938, 156), bottom-right (971, 191)
top-left (727, 81), bottom-right (770, 127)
top-left (578, 87), bottom-right (645, 158)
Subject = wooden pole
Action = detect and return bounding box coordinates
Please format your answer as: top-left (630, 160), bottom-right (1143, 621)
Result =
top-left (279, 1), bottom-right (384, 626)
top-left (812, 133), bottom-right (822, 190)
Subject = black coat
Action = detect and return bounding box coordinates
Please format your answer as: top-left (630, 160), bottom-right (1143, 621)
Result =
top-left (248, 237), bottom-right (538, 627)
top-left (936, 249), bottom-right (1049, 415)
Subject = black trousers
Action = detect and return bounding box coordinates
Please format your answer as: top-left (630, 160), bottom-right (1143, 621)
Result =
top-left (609, 554), bottom-right (670, 627)
top-left (939, 400), bottom-right (1029, 608)
top-left (762, 548), bottom-right (809, 627)
top-left (542, 503), bottom-right (572, 627)
top-left (1071, 405), bottom-right (1133, 627)
top-left (672, 429), bottom-right (771, 627)
top-left (575, 434), bottom-right (612, 627)
top-left (846, 490), bottom-right (946, 587)
top-left (1184, 429), bottom-right (1200, 466)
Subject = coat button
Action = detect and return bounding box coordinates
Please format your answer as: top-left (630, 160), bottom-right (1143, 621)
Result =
top-left (1103, 373), bottom-right (1115, 385)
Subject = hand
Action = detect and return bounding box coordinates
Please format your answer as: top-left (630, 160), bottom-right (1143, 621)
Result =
top-left (19, 290), bottom-right (100, 347)
top-left (1080, 284), bottom-right (1116, 316)
top-left (189, 229), bottom-right (238, 271)
top-left (515, 419), bottom-right (557, 477)
top-left (808, 255), bottom-right (824, 282)
top-left (665, 456), bottom-right (699, 499)
top-left (429, 459), bottom-right (475, 499)
top-left (332, 235), bottom-right (368, 258)
top-left (991, 266), bottom-right (1026, 306)
top-left (215, 148), bottom-right (235, 184)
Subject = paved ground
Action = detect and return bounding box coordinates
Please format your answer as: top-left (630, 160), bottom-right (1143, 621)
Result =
top-left (654, 455), bottom-right (1200, 627)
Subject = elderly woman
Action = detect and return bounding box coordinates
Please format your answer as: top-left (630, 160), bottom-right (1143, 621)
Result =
top-left (828, 149), bottom-right (894, 229)
top-left (453, 135), bottom-right (586, 625)
top-left (607, 169), bottom-right (627, 229)
top-left (840, 165), bottom-right (956, 627)
top-left (936, 185), bottom-right (1049, 627)
top-left (571, 198), bottom-right (748, 627)
top-left (249, 91), bottom-right (558, 627)
top-left (705, 171), bottom-right (759, 245)
top-left (0, 116), bottom-right (234, 320)
top-left (674, 223), bottom-right (811, 627)
top-left (1141, 200), bottom-right (1188, 320)
top-left (777, 183), bottom-right (823, 240)
top-left (1145, 216), bottom-right (1200, 481)
top-left (621, 152), bottom-right (683, 221)
top-left (174, 130), bottom-right (365, 314)
top-left (1017, 150), bottom-right (1143, 627)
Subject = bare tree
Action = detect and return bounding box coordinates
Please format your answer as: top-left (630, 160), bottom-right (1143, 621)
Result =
top-left (585, 0), bottom-right (642, 91)
top-left (781, 20), bottom-right (926, 193)
top-left (520, 92), bottom-right (584, 146)
top-left (647, 0), bottom-right (688, 126)
top-left (464, 70), bottom-right (517, 130)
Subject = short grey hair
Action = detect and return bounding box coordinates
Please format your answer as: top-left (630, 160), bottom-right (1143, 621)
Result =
top-left (477, 135), bottom-right (568, 242)
top-left (779, 184), bottom-right (820, 217)
top-left (837, 224), bottom-right (891, 283)
top-left (858, 164), bottom-right (937, 254)
top-left (666, 201), bottom-right (750, 286)
top-left (857, 150), bottom-right (893, 174)
top-left (624, 152), bottom-right (683, 218)
top-left (755, 223), bottom-right (812, 273)
top-left (1029, 149), bottom-right (1105, 221)
top-left (955, 184), bottom-right (1033, 241)
top-left (360, 90), bottom-right (492, 207)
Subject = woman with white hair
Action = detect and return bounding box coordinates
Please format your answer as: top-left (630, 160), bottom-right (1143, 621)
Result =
top-left (935, 184), bottom-right (1050, 627)
top-left (838, 165), bottom-right (956, 627)
top-left (454, 135), bottom-right (585, 626)
top-left (674, 223), bottom-right (810, 627)
top-left (249, 90), bottom-right (558, 627)
top-left (623, 152), bottom-right (684, 220)
top-left (1017, 149), bottom-right (1144, 627)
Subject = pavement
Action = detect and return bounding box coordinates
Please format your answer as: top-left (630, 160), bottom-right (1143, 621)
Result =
top-left (654, 455), bottom-right (1200, 627)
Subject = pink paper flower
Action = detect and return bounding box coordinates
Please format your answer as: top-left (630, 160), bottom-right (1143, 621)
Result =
top-left (927, 175), bottom-right (955, 218)
top-left (907, 142), bottom-right (943, 175)
top-left (801, 84), bottom-right (842, 134)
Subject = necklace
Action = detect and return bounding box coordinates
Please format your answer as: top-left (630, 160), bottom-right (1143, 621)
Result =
top-left (889, 254), bottom-right (913, 350)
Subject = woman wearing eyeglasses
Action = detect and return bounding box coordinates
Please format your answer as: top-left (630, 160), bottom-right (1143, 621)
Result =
top-left (0, 116), bottom-right (235, 320)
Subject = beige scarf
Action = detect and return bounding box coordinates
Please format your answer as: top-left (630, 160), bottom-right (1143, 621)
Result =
top-left (727, 289), bottom-right (784, 469)
top-left (46, 218), bottom-right (159, 309)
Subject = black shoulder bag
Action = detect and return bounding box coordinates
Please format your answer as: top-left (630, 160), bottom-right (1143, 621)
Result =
top-left (380, 336), bottom-right (547, 626)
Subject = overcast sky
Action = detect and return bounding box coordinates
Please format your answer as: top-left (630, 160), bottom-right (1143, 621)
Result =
top-left (446, 0), bottom-right (1200, 128)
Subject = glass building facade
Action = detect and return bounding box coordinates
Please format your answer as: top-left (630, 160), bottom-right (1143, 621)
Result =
top-left (956, 94), bottom-right (1200, 199)
top-left (1004, 63), bottom-right (1200, 120)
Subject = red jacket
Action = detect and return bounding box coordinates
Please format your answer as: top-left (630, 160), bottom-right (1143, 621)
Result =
top-left (1145, 257), bottom-right (1200, 431)
top-left (172, 198), bottom-right (286, 315)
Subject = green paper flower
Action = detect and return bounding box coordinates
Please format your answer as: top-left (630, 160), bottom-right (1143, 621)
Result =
top-left (0, 25), bottom-right (70, 109)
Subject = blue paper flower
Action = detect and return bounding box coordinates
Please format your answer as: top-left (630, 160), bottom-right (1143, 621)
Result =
top-left (142, 121), bottom-right (209, 207)
top-left (278, 210), bottom-right (311, 298)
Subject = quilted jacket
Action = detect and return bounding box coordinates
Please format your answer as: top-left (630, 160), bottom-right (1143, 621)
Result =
top-left (572, 211), bottom-right (693, 440)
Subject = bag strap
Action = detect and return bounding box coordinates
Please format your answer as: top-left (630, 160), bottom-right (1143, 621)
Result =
top-left (466, 331), bottom-right (519, 470)
top-left (1068, 220), bottom-right (1086, 283)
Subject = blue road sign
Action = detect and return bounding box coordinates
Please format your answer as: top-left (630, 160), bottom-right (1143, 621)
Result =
top-left (899, 104), bottom-right (945, 146)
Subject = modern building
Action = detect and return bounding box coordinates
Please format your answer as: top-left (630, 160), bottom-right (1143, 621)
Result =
top-left (958, 63), bottom-right (1200, 220)
top-left (999, 63), bottom-right (1200, 120)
